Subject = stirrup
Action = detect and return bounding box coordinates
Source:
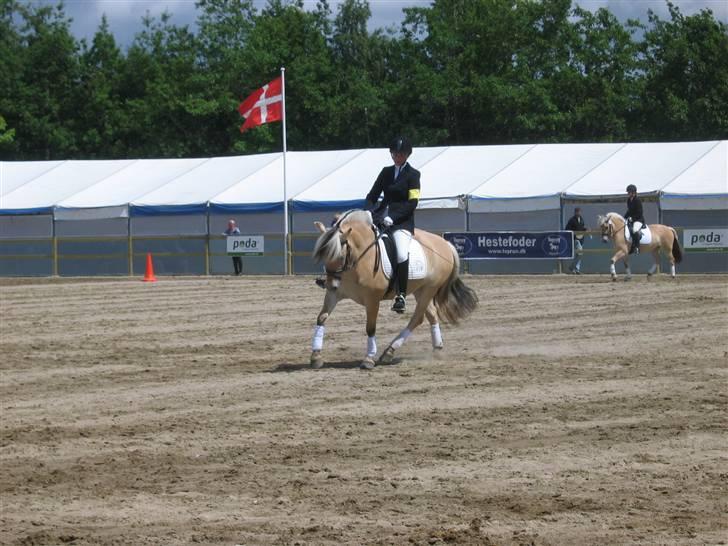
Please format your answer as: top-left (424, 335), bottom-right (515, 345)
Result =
top-left (392, 294), bottom-right (406, 313)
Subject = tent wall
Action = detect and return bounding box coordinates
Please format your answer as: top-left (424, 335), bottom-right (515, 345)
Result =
top-left (129, 213), bottom-right (208, 275)
top-left (54, 218), bottom-right (130, 276)
top-left (0, 214), bottom-right (53, 276)
top-left (662, 209), bottom-right (728, 273)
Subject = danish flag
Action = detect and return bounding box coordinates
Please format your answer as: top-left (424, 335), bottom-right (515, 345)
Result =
top-left (238, 77), bottom-right (283, 132)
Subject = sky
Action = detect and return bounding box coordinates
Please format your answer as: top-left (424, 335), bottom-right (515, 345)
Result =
top-left (28, 0), bottom-right (728, 49)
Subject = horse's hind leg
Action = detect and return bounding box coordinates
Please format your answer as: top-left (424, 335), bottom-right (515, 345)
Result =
top-left (424, 301), bottom-right (443, 350)
top-left (311, 288), bottom-right (339, 369)
top-left (379, 287), bottom-right (436, 364)
top-left (647, 249), bottom-right (659, 277)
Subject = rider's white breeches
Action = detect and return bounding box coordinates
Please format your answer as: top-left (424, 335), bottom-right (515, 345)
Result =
top-left (631, 221), bottom-right (643, 234)
top-left (392, 229), bottom-right (412, 263)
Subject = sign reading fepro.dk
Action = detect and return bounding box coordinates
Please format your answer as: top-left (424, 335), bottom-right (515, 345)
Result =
top-left (227, 236), bottom-right (264, 256)
top-left (683, 229), bottom-right (727, 252)
top-left (444, 231), bottom-right (574, 259)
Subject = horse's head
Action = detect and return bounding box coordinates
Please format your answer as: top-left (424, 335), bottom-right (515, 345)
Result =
top-left (312, 210), bottom-right (374, 281)
top-left (598, 213), bottom-right (623, 243)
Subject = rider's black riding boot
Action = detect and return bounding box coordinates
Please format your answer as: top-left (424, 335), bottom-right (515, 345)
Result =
top-left (630, 231), bottom-right (641, 255)
top-left (392, 259), bottom-right (409, 313)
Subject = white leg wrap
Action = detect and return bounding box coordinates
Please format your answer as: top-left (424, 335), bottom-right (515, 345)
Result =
top-left (625, 266), bottom-right (632, 276)
top-left (312, 325), bottom-right (325, 352)
top-left (366, 336), bottom-right (377, 358)
top-left (648, 264), bottom-right (657, 275)
top-left (431, 324), bottom-right (443, 348)
top-left (671, 265), bottom-right (676, 277)
top-left (391, 328), bottom-right (412, 350)
top-left (609, 263), bottom-right (616, 275)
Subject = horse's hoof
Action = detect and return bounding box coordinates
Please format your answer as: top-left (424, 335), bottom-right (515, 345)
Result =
top-left (624, 276), bottom-right (632, 282)
top-left (433, 345), bottom-right (443, 351)
top-left (378, 347), bottom-right (395, 364)
top-left (611, 276), bottom-right (617, 282)
top-left (310, 352), bottom-right (324, 369)
top-left (360, 357), bottom-right (375, 370)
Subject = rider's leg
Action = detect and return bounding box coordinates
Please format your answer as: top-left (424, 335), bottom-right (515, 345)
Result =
top-left (392, 229), bottom-right (412, 313)
top-left (630, 222), bottom-right (643, 254)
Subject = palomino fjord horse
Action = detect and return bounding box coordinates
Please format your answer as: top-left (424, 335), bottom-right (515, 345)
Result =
top-left (598, 212), bottom-right (683, 281)
top-left (311, 210), bottom-right (478, 370)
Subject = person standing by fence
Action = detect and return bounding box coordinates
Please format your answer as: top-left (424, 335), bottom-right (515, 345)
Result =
top-left (223, 219), bottom-right (242, 275)
top-left (565, 207), bottom-right (587, 274)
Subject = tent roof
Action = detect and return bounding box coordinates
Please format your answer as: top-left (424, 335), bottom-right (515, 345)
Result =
top-left (54, 158), bottom-right (209, 219)
top-left (0, 160), bottom-right (65, 197)
top-left (660, 141), bottom-right (728, 210)
top-left (1, 141), bottom-right (725, 216)
top-left (469, 143), bottom-right (624, 212)
top-left (563, 141), bottom-right (720, 198)
top-left (210, 150), bottom-right (362, 213)
top-left (1, 160), bottom-right (134, 214)
top-left (130, 154), bottom-right (279, 215)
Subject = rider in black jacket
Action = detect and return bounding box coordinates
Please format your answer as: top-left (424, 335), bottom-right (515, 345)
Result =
top-left (365, 137), bottom-right (421, 313)
top-left (625, 184), bottom-right (645, 255)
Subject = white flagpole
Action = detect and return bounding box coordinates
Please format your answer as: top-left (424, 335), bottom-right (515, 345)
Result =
top-left (281, 66), bottom-right (289, 275)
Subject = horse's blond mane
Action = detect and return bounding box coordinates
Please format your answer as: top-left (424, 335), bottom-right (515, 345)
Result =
top-left (312, 209), bottom-right (372, 264)
top-left (338, 209), bottom-right (372, 227)
top-left (599, 212), bottom-right (625, 227)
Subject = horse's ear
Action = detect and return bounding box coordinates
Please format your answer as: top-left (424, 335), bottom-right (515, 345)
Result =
top-left (314, 221), bottom-right (327, 234)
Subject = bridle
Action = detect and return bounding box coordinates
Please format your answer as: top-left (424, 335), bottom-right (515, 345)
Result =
top-left (324, 213), bottom-right (382, 281)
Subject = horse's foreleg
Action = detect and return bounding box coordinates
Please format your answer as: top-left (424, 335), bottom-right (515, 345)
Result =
top-left (424, 301), bottom-right (443, 350)
top-left (610, 249), bottom-right (626, 281)
top-left (360, 301), bottom-right (380, 370)
top-left (379, 288), bottom-right (434, 364)
top-left (311, 289), bottom-right (339, 369)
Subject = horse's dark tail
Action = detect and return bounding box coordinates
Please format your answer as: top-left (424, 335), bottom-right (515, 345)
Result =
top-left (671, 228), bottom-right (683, 264)
top-left (433, 244), bottom-right (478, 324)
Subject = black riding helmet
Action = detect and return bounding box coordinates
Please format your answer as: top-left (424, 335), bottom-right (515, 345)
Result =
top-left (626, 184), bottom-right (637, 193)
top-left (389, 136), bottom-right (412, 155)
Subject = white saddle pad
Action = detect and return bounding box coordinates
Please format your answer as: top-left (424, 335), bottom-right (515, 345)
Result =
top-left (379, 237), bottom-right (428, 280)
top-left (623, 224), bottom-right (652, 245)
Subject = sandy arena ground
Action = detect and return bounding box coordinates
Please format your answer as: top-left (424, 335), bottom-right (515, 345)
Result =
top-left (0, 273), bottom-right (726, 545)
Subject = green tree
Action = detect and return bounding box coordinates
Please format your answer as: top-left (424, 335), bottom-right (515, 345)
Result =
top-left (563, 6), bottom-right (640, 141)
top-left (1, 1), bottom-right (80, 159)
top-left (636, 2), bottom-right (728, 140)
top-left (73, 16), bottom-right (125, 157)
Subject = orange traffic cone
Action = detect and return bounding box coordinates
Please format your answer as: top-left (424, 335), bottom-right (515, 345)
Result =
top-left (142, 253), bottom-right (157, 282)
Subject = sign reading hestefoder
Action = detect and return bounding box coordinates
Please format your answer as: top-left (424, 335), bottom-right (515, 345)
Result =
top-left (444, 232), bottom-right (574, 259)
top-left (226, 235), bottom-right (264, 256)
top-left (683, 229), bottom-right (727, 252)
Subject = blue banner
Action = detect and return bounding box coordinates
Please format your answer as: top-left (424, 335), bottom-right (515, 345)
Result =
top-left (444, 231), bottom-right (574, 259)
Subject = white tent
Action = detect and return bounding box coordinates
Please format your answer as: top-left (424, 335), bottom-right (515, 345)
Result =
top-left (1, 141), bottom-right (725, 276)
top-left (211, 150), bottom-right (361, 213)
top-left (660, 141), bottom-right (728, 210)
top-left (0, 160), bottom-right (65, 199)
top-left (1, 160), bottom-right (134, 215)
top-left (563, 141), bottom-right (719, 198)
top-left (469, 143), bottom-right (624, 212)
top-left (54, 158), bottom-right (209, 220)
